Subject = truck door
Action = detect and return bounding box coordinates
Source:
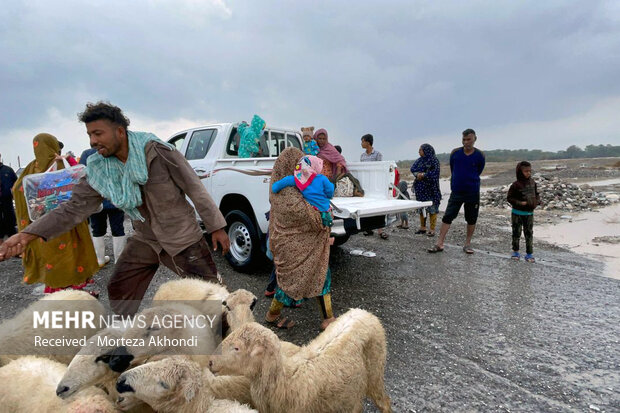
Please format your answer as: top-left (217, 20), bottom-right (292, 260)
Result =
top-left (184, 128), bottom-right (218, 185)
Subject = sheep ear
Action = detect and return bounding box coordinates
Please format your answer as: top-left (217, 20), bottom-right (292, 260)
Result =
top-left (250, 298), bottom-right (257, 311)
top-left (250, 345), bottom-right (264, 358)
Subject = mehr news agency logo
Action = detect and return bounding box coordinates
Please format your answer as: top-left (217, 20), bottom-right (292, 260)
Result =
top-left (31, 310), bottom-right (218, 348)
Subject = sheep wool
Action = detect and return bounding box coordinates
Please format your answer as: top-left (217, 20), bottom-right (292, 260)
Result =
top-left (57, 328), bottom-right (154, 413)
top-left (0, 290), bottom-right (106, 366)
top-left (0, 356), bottom-right (117, 413)
top-left (116, 357), bottom-right (255, 413)
top-left (210, 308), bottom-right (392, 413)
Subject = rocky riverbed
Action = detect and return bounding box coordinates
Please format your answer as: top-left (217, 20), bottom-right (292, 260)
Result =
top-left (481, 175), bottom-right (619, 212)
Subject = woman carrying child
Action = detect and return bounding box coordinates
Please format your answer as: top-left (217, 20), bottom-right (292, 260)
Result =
top-left (271, 154), bottom-right (334, 227)
top-left (265, 148), bottom-right (336, 330)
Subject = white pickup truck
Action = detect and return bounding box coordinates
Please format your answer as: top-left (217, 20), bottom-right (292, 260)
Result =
top-left (167, 123), bottom-right (431, 270)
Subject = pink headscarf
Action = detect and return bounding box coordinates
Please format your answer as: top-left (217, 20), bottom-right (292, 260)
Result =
top-left (314, 128), bottom-right (348, 176)
top-left (294, 155), bottom-right (323, 191)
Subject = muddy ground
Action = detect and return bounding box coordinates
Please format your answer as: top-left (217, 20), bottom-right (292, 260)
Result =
top-left (0, 211), bottom-right (618, 412)
top-left (400, 157), bottom-right (620, 187)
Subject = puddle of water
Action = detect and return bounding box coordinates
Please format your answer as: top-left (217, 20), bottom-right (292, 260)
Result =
top-left (432, 178), bottom-right (619, 279)
top-left (579, 178), bottom-right (620, 187)
top-left (536, 203), bottom-right (620, 279)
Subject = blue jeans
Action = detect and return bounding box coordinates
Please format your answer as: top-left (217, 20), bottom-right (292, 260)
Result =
top-left (265, 267), bottom-right (277, 292)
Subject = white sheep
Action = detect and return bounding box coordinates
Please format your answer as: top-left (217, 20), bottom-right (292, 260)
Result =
top-left (222, 289), bottom-right (257, 333)
top-left (222, 289), bottom-right (300, 357)
top-left (152, 278), bottom-right (229, 306)
top-left (209, 308), bottom-right (393, 413)
top-left (0, 356), bottom-right (118, 412)
top-left (0, 290), bottom-right (106, 366)
top-left (116, 357), bottom-right (256, 413)
top-left (56, 328), bottom-right (154, 413)
top-left (152, 278), bottom-right (237, 333)
top-left (107, 302), bottom-right (220, 372)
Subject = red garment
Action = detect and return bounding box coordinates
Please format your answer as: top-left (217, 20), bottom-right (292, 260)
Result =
top-left (43, 278), bottom-right (93, 294)
top-left (393, 168), bottom-right (400, 197)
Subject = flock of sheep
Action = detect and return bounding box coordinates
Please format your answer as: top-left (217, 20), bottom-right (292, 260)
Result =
top-left (0, 279), bottom-right (392, 412)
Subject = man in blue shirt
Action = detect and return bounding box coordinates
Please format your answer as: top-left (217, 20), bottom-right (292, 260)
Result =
top-left (428, 129), bottom-right (485, 254)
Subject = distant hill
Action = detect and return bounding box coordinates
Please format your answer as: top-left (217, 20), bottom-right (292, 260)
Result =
top-left (398, 144), bottom-right (620, 168)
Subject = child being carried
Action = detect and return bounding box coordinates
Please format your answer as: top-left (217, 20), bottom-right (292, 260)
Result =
top-left (301, 126), bottom-right (319, 156)
top-left (272, 155), bottom-right (334, 227)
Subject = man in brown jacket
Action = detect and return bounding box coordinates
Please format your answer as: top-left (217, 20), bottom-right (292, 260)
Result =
top-left (0, 102), bottom-right (230, 316)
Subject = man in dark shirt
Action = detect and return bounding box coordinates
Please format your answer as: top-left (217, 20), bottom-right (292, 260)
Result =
top-left (428, 128), bottom-right (485, 254)
top-left (0, 155), bottom-right (18, 244)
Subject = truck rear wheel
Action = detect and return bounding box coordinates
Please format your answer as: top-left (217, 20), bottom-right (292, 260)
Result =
top-left (225, 210), bottom-right (260, 272)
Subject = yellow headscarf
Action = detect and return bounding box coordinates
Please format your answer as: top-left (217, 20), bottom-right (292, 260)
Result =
top-left (12, 133), bottom-right (99, 288)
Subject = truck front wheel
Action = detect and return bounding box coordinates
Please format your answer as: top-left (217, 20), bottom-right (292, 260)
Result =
top-left (332, 234), bottom-right (350, 247)
top-left (224, 210), bottom-right (260, 272)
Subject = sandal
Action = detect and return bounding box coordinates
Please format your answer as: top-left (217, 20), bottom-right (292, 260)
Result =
top-left (379, 232), bottom-right (389, 240)
top-left (414, 229), bottom-right (427, 234)
top-left (264, 289), bottom-right (275, 297)
top-left (463, 245), bottom-right (474, 254)
top-left (265, 313), bottom-right (296, 329)
top-left (524, 254), bottom-right (535, 263)
top-left (511, 252), bottom-right (520, 261)
top-left (363, 230), bottom-right (374, 236)
top-left (427, 245), bottom-right (444, 253)
top-left (426, 231), bottom-right (435, 237)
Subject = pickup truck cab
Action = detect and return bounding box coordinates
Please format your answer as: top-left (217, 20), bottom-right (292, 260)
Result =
top-left (168, 123), bottom-right (431, 270)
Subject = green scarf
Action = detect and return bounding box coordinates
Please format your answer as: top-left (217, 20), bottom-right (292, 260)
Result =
top-left (86, 131), bottom-right (174, 221)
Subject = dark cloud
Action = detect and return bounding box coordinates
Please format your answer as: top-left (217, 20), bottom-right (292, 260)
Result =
top-left (1, 0), bottom-right (619, 165)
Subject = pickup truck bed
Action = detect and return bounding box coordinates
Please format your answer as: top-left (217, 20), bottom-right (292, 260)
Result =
top-left (168, 122), bottom-right (431, 270)
top-left (332, 197), bottom-right (432, 228)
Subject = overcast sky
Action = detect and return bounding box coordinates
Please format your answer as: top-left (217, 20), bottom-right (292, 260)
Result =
top-left (1, 0), bottom-right (620, 167)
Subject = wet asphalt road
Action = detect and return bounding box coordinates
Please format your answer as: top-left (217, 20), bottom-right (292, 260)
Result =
top-left (0, 213), bottom-right (618, 412)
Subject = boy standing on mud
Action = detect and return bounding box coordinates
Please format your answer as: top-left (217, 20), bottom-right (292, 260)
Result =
top-left (507, 161), bottom-right (540, 262)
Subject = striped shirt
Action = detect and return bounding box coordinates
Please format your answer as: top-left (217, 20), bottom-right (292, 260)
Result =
top-left (360, 149), bottom-right (383, 162)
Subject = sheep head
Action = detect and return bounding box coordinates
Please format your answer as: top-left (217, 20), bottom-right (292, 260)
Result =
top-left (116, 357), bottom-right (203, 410)
top-left (222, 289), bottom-right (258, 333)
top-left (209, 322), bottom-right (280, 378)
top-left (56, 328), bottom-right (124, 399)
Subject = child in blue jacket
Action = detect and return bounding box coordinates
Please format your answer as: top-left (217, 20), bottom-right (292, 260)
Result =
top-left (271, 155), bottom-right (334, 227)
